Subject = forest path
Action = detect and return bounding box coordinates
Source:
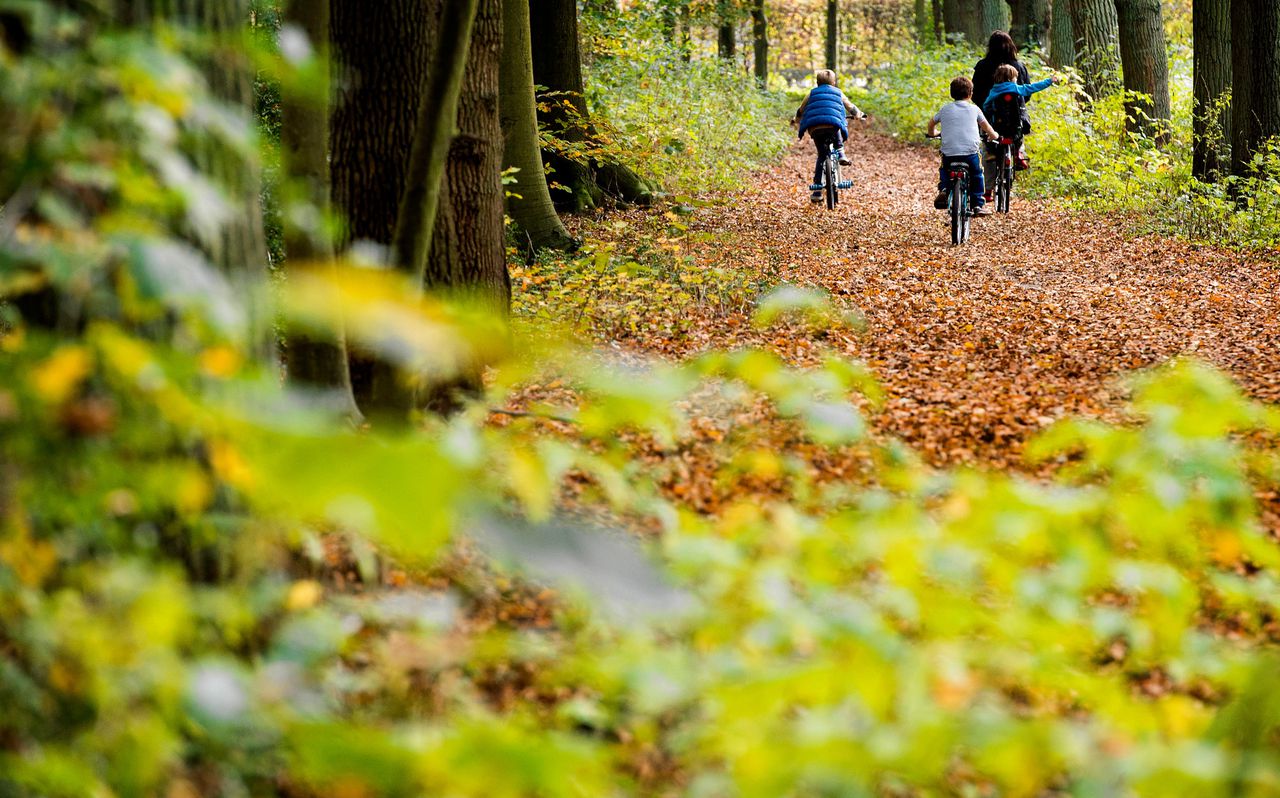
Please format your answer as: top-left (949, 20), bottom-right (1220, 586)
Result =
top-left (667, 125), bottom-right (1280, 472)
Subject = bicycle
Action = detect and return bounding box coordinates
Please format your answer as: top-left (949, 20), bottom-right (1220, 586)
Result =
top-left (798, 113), bottom-right (865, 210)
top-left (927, 134), bottom-right (987, 245)
top-left (990, 136), bottom-right (1017, 214)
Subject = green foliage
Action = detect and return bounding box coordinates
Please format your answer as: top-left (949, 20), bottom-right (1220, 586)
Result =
top-left (580, 11), bottom-right (793, 195)
top-left (9, 4), bottom-right (1280, 797)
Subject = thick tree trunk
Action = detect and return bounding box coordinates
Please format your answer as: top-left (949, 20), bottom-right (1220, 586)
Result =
top-left (977, 0), bottom-right (1009, 42)
top-left (932, 0), bottom-right (944, 43)
top-left (499, 0), bottom-right (574, 250)
top-left (943, 0), bottom-right (964, 41)
top-left (279, 0), bottom-right (357, 411)
top-left (1114, 0), bottom-right (1170, 142)
top-left (1231, 0), bottom-right (1280, 181)
top-left (114, 0), bottom-right (268, 296)
top-left (717, 17), bottom-right (736, 59)
top-left (1069, 0), bottom-right (1119, 100)
top-left (752, 0), bottom-right (768, 86)
top-left (915, 0), bottom-right (929, 44)
top-left (529, 0), bottom-right (654, 210)
top-left (1193, 0), bottom-right (1231, 180)
top-left (423, 0), bottom-right (508, 314)
top-left (1008, 0), bottom-right (1049, 47)
top-left (825, 0), bottom-right (837, 69)
top-left (1048, 0), bottom-right (1075, 67)
top-left (332, 0), bottom-right (498, 419)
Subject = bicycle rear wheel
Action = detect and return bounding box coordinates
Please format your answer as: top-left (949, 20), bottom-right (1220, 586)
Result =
top-left (825, 158), bottom-right (837, 210)
top-left (950, 178), bottom-right (964, 245)
top-left (1001, 164), bottom-right (1013, 213)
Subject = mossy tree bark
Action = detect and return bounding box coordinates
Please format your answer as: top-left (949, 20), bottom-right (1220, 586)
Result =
top-left (1192, 0), bottom-right (1230, 181)
top-left (499, 0), bottom-right (574, 251)
top-left (1007, 0), bottom-right (1049, 48)
top-left (1114, 0), bottom-right (1170, 143)
top-left (113, 0), bottom-right (270, 344)
top-left (279, 0), bottom-right (357, 413)
top-left (529, 0), bottom-right (655, 211)
top-left (1230, 0), bottom-right (1280, 182)
top-left (1069, 0), bottom-right (1119, 100)
top-left (1048, 0), bottom-right (1075, 67)
top-left (717, 14), bottom-right (736, 60)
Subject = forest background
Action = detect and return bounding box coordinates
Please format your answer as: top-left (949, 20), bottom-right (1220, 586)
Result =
top-left (5, 0), bottom-right (1280, 796)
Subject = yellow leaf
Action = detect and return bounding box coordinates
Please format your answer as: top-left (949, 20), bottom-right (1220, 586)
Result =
top-left (31, 346), bottom-right (91, 404)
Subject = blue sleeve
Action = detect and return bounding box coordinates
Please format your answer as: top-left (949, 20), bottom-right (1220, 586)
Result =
top-left (1018, 78), bottom-right (1054, 97)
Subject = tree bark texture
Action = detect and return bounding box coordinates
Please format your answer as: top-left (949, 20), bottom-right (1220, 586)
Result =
top-left (825, 0), bottom-right (837, 69)
top-left (1231, 0), bottom-right (1280, 180)
top-left (1114, 0), bottom-right (1170, 141)
top-left (423, 0), bottom-right (508, 313)
top-left (499, 0), bottom-right (574, 250)
top-left (752, 0), bottom-right (768, 85)
top-left (1193, 0), bottom-right (1231, 180)
top-left (279, 0), bottom-right (357, 409)
top-left (915, 0), bottom-right (929, 44)
top-left (932, 0), bottom-right (943, 43)
top-left (1069, 0), bottom-right (1119, 100)
top-left (1008, 0), bottom-right (1049, 48)
top-left (530, 0), bottom-right (653, 210)
top-left (943, 0), bottom-right (964, 41)
top-left (976, 0), bottom-right (1009, 44)
top-left (1048, 0), bottom-right (1075, 67)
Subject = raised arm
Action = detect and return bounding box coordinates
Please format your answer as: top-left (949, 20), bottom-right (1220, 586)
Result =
top-left (840, 92), bottom-right (865, 119)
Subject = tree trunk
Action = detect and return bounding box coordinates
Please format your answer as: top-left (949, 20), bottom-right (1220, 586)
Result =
top-left (1231, 0), bottom-right (1280, 181)
top-left (1114, 0), bottom-right (1170, 142)
top-left (752, 0), bottom-right (768, 86)
top-left (932, 0), bottom-right (944, 43)
top-left (529, 0), bottom-right (654, 210)
top-left (1069, 0), bottom-right (1119, 100)
top-left (717, 16), bottom-right (736, 60)
top-left (680, 3), bottom-right (692, 61)
top-left (499, 0), bottom-right (574, 250)
top-left (976, 0), bottom-right (1009, 42)
top-left (943, 0), bottom-right (964, 41)
top-left (1193, 0), bottom-right (1231, 180)
top-left (424, 0), bottom-right (508, 314)
top-left (915, 0), bottom-right (929, 44)
top-left (1008, 0), bottom-right (1049, 47)
top-left (1049, 0), bottom-right (1075, 67)
top-left (114, 0), bottom-right (269, 334)
top-left (825, 0), bottom-right (837, 69)
top-left (279, 0), bottom-right (357, 411)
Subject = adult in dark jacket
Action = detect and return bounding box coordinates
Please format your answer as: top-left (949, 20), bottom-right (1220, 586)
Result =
top-left (972, 31), bottom-right (1029, 124)
top-left (972, 31), bottom-right (1030, 197)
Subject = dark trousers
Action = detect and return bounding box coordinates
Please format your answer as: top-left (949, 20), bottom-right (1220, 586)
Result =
top-left (810, 127), bottom-right (845, 185)
top-left (938, 153), bottom-right (985, 207)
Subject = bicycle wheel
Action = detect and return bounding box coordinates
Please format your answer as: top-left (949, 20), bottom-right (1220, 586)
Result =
top-left (950, 177), bottom-right (963, 245)
top-left (1001, 161), bottom-right (1014, 213)
top-left (825, 157), bottom-right (837, 210)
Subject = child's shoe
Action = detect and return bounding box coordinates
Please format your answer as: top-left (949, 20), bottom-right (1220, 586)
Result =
top-left (838, 150), bottom-right (852, 166)
top-left (933, 190), bottom-right (949, 209)
top-left (810, 190), bottom-right (823, 203)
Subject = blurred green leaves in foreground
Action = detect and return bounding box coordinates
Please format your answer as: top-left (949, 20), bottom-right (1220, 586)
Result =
top-left (5, 6), bottom-right (1280, 798)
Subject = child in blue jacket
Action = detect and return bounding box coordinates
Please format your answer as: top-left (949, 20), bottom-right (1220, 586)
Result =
top-left (793, 70), bottom-right (866, 203)
top-left (981, 63), bottom-right (1058, 122)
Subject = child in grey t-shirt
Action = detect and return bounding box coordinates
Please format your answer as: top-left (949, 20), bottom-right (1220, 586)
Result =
top-left (926, 76), bottom-right (998, 215)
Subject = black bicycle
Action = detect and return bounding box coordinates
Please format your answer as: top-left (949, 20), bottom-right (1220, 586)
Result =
top-left (990, 136), bottom-right (1017, 214)
top-left (927, 134), bottom-right (981, 245)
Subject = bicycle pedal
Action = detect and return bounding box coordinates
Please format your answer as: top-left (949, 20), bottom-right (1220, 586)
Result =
top-left (837, 181), bottom-right (854, 189)
top-left (808, 184), bottom-right (824, 191)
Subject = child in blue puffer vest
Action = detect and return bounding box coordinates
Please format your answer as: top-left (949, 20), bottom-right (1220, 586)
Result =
top-left (793, 70), bottom-right (866, 203)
